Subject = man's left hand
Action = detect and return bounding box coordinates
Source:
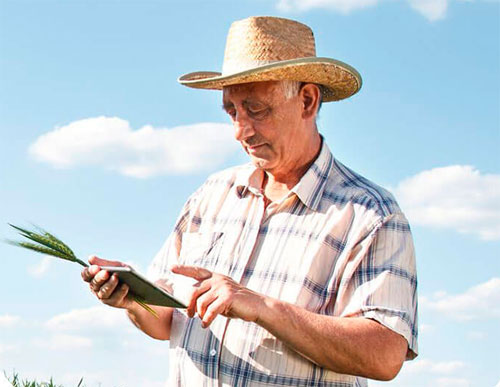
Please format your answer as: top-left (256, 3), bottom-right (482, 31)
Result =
top-left (170, 264), bottom-right (264, 328)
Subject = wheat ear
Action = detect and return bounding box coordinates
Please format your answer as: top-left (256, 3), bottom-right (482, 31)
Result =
top-left (6, 223), bottom-right (158, 318)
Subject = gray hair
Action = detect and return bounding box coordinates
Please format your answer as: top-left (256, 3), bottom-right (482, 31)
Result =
top-left (280, 80), bottom-right (323, 113)
top-left (281, 80), bottom-right (302, 99)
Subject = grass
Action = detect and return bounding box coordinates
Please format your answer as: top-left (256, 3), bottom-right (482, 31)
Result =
top-left (4, 370), bottom-right (84, 387)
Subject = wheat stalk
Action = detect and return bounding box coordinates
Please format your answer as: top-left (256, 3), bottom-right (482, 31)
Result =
top-left (6, 223), bottom-right (158, 318)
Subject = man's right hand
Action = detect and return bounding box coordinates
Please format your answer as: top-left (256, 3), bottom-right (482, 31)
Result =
top-left (81, 255), bottom-right (133, 310)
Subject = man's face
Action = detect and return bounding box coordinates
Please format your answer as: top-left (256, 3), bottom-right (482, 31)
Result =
top-left (222, 81), bottom-right (310, 177)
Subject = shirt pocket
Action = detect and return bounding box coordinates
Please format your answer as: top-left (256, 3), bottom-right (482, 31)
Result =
top-left (179, 231), bottom-right (225, 271)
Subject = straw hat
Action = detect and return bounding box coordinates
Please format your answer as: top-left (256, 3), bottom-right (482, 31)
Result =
top-left (178, 16), bottom-right (362, 102)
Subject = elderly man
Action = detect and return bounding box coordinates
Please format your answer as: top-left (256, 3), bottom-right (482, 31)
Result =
top-left (82, 16), bottom-right (418, 386)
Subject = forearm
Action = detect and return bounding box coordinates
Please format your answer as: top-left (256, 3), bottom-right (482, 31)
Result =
top-left (126, 303), bottom-right (174, 340)
top-left (171, 264), bottom-right (408, 379)
top-left (256, 297), bottom-right (407, 380)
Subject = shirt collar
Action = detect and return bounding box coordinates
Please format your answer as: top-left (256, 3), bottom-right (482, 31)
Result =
top-left (291, 139), bottom-right (334, 211)
top-left (235, 140), bottom-right (334, 211)
top-left (235, 164), bottom-right (266, 198)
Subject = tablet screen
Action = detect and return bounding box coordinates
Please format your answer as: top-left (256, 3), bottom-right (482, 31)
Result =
top-left (100, 266), bottom-right (186, 309)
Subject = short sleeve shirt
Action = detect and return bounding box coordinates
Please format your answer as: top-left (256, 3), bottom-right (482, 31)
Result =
top-left (148, 141), bottom-right (418, 386)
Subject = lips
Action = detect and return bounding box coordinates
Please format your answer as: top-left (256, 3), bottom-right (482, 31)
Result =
top-left (248, 143), bottom-right (264, 149)
top-left (246, 143), bottom-right (266, 153)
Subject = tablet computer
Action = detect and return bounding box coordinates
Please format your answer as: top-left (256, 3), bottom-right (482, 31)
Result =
top-left (100, 266), bottom-right (186, 309)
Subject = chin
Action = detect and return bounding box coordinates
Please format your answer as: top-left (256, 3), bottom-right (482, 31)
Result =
top-left (250, 158), bottom-right (274, 170)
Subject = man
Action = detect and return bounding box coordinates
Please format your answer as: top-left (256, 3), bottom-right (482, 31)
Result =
top-left (82, 16), bottom-right (418, 386)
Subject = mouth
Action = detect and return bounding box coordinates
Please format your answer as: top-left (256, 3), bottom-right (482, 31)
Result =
top-left (246, 143), bottom-right (266, 154)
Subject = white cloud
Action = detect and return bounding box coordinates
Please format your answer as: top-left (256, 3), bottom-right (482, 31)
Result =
top-left (419, 323), bottom-right (435, 333)
top-left (435, 377), bottom-right (472, 387)
top-left (276, 0), bottom-right (477, 21)
top-left (27, 256), bottom-right (52, 278)
top-left (0, 314), bottom-right (21, 327)
top-left (394, 165), bottom-right (500, 240)
top-left (46, 305), bottom-right (129, 332)
top-left (432, 361), bottom-right (467, 374)
top-left (420, 277), bottom-right (500, 320)
top-left (467, 330), bottom-right (486, 340)
top-left (407, 0), bottom-right (448, 21)
top-left (29, 116), bottom-right (238, 178)
top-left (0, 343), bottom-right (16, 355)
top-left (35, 334), bottom-right (93, 351)
top-left (403, 359), bottom-right (467, 375)
top-left (277, 0), bottom-right (379, 13)
top-left (42, 307), bottom-right (135, 350)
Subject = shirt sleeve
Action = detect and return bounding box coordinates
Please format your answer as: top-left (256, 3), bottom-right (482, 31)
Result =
top-left (338, 212), bottom-right (418, 360)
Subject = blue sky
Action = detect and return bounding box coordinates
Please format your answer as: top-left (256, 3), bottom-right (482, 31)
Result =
top-left (0, 1), bottom-right (499, 386)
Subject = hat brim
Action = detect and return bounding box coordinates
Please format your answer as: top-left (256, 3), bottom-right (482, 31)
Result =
top-left (178, 57), bottom-right (362, 102)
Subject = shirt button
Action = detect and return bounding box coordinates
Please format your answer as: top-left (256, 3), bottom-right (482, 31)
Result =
top-left (209, 349), bottom-right (217, 356)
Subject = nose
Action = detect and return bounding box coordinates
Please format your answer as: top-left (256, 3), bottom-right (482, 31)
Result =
top-left (233, 110), bottom-right (255, 142)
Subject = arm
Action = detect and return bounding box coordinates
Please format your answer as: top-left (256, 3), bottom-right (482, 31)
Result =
top-left (80, 184), bottom-right (204, 338)
top-left (258, 297), bottom-right (408, 380)
top-left (81, 255), bottom-right (174, 340)
top-left (171, 265), bottom-right (408, 381)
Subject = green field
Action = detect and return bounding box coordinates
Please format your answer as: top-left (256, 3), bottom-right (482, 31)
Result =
top-left (3, 372), bottom-right (84, 387)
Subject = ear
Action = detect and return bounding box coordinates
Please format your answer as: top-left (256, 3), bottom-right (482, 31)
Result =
top-left (299, 83), bottom-right (321, 119)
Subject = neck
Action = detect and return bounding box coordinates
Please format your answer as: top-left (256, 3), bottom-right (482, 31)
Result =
top-left (263, 134), bottom-right (322, 202)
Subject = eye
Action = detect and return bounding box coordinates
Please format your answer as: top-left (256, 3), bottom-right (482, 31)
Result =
top-left (247, 106), bottom-right (270, 119)
top-left (223, 104), bottom-right (237, 119)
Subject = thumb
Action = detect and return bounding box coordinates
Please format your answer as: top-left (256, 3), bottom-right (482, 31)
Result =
top-left (170, 264), bottom-right (212, 281)
top-left (88, 255), bottom-right (126, 267)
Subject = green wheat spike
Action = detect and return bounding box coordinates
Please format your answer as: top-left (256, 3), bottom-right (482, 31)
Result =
top-left (36, 226), bottom-right (76, 257)
top-left (8, 224), bottom-right (71, 258)
top-left (6, 223), bottom-right (158, 318)
top-left (5, 240), bottom-right (79, 262)
top-left (16, 224), bottom-right (87, 267)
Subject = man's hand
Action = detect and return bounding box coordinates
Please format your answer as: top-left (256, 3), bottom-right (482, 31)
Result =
top-left (81, 255), bottom-right (133, 310)
top-left (171, 264), bottom-right (265, 328)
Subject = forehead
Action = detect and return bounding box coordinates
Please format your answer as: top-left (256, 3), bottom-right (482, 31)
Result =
top-left (222, 81), bottom-right (284, 104)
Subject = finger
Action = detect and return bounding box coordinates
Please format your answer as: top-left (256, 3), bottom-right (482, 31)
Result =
top-left (186, 281), bottom-right (212, 318)
top-left (196, 290), bottom-right (218, 320)
top-left (88, 255), bottom-right (126, 267)
top-left (97, 273), bottom-right (119, 299)
top-left (201, 297), bottom-right (228, 328)
top-left (170, 265), bottom-right (212, 281)
top-left (81, 267), bottom-right (92, 282)
top-left (102, 283), bottom-right (129, 308)
top-left (90, 269), bottom-right (110, 292)
top-left (81, 264), bottom-right (101, 282)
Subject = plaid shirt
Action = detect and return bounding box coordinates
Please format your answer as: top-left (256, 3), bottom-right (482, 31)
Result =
top-left (148, 141), bottom-right (418, 386)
